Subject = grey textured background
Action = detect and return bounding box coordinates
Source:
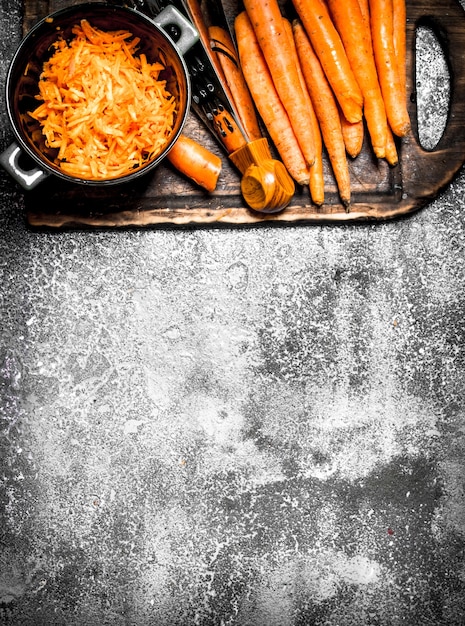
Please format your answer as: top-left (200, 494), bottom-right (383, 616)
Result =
top-left (1, 1), bottom-right (465, 624)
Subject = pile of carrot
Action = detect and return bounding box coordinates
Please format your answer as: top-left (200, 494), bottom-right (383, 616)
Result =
top-left (30, 20), bottom-right (177, 180)
top-left (234, 0), bottom-right (410, 207)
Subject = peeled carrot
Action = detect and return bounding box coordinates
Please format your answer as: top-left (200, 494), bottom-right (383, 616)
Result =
top-left (392, 0), bottom-right (407, 105)
top-left (327, 0), bottom-right (388, 158)
top-left (243, 0), bottom-right (316, 167)
top-left (167, 135), bottom-right (222, 191)
top-left (291, 0), bottom-right (363, 125)
top-left (352, 0), bottom-right (372, 158)
top-left (235, 11), bottom-right (310, 186)
top-left (208, 25), bottom-right (262, 142)
top-left (357, 0), bottom-right (370, 22)
top-left (30, 19), bottom-right (177, 180)
top-left (283, 17), bottom-right (324, 205)
top-left (308, 140), bottom-right (325, 207)
top-left (369, 0), bottom-right (410, 136)
top-left (293, 20), bottom-right (351, 207)
top-left (339, 109), bottom-right (364, 159)
top-left (384, 126), bottom-right (399, 166)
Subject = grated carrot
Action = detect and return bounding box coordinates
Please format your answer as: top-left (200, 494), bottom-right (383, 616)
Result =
top-left (30, 19), bottom-right (177, 180)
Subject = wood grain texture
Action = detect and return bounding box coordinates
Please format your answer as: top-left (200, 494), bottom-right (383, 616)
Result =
top-left (19, 0), bottom-right (465, 228)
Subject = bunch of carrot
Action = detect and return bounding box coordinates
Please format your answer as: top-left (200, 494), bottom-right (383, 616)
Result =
top-left (234, 0), bottom-right (410, 208)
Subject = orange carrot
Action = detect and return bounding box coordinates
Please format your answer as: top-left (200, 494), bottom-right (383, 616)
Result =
top-left (243, 0), bottom-right (316, 167)
top-left (357, 0), bottom-right (370, 22)
top-left (293, 20), bottom-right (351, 207)
top-left (339, 108), bottom-right (364, 159)
top-left (327, 0), bottom-right (388, 158)
top-left (308, 141), bottom-right (325, 206)
top-left (167, 135), bottom-right (222, 191)
top-left (183, 0), bottom-right (219, 73)
top-left (384, 126), bottom-right (398, 166)
top-left (392, 0), bottom-right (407, 105)
top-left (369, 0), bottom-right (410, 136)
top-left (208, 25), bottom-right (262, 142)
top-left (30, 19), bottom-right (177, 180)
top-left (283, 17), bottom-right (324, 205)
top-left (235, 11), bottom-right (310, 186)
top-left (352, 0), bottom-right (371, 158)
top-left (291, 0), bottom-right (363, 124)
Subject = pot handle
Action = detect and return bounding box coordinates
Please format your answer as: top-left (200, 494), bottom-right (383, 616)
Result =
top-left (153, 5), bottom-right (199, 55)
top-left (0, 142), bottom-right (49, 190)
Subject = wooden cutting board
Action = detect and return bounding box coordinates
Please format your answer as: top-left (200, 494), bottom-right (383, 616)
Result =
top-left (19, 0), bottom-right (465, 228)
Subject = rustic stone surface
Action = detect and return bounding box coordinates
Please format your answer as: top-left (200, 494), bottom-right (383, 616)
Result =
top-left (1, 1), bottom-right (465, 625)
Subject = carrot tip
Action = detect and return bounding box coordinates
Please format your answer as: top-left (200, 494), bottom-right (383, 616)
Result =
top-left (374, 147), bottom-right (386, 159)
top-left (386, 156), bottom-right (399, 167)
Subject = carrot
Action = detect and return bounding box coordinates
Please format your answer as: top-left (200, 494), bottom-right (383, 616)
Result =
top-left (243, 0), bottom-right (316, 167)
top-left (291, 0), bottom-right (363, 124)
top-left (182, 0), bottom-right (216, 68)
top-left (369, 0), bottom-right (410, 136)
top-left (167, 135), bottom-right (222, 191)
top-left (283, 17), bottom-right (324, 205)
top-left (30, 19), bottom-right (177, 180)
top-left (308, 141), bottom-right (325, 206)
top-left (293, 20), bottom-right (351, 207)
top-left (352, 0), bottom-right (372, 159)
top-left (235, 11), bottom-right (310, 186)
top-left (326, 0), bottom-right (387, 158)
top-left (357, 0), bottom-right (371, 22)
top-left (339, 109), bottom-right (364, 159)
top-left (361, 0), bottom-right (402, 163)
top-left (392, 0), bottom-right (407, 105)
top-left (208, 25), bottom-right (262, 142)
top-left (384, 126), bottom-right (399, 166)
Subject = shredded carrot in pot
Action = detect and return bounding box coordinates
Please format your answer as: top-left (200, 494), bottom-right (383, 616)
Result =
top-left (30, 19), bottom-right (178, 180)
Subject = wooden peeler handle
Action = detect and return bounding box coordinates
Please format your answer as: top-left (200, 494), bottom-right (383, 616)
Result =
top-left (230, 138), bottom-right (295, 213)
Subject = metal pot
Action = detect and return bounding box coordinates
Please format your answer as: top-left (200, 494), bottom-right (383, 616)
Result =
top-left (0, 2), bottom-right (198, 190)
